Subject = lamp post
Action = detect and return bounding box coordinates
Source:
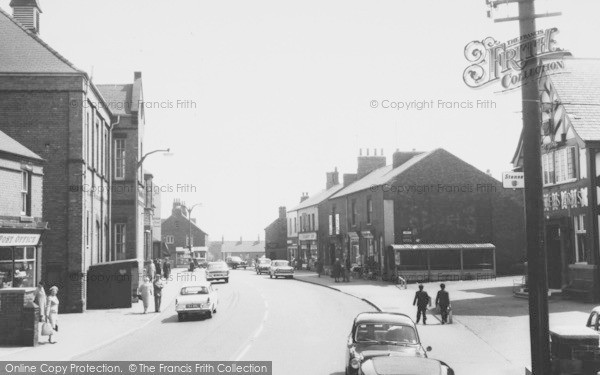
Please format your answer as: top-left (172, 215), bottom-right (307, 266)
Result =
top-left (186, 203), bottom-right (202, 260)
top-left (137, 148), bottom-right (171, 169)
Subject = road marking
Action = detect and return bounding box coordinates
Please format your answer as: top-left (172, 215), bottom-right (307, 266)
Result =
top-left (232, 293), bottom-right (269, 361)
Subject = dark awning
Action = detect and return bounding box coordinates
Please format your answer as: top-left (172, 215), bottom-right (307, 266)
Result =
top-left (389, 243), bottom-right (495, 251)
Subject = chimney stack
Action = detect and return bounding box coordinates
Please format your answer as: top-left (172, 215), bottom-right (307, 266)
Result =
top-left (279, 206), bottom-right (286, 219)
top-left (392, 150), bottom-right (423, 169)
top-left (357, 149), bottom-right (386, 178)
top-left (10, 0), bottom-right (42, 35)
top-left (300, 192), bottom-right (309, 202)
top-left (326, 167), bottom-right (340, 190)
top-left (343, 173), bottom-right (358, 187)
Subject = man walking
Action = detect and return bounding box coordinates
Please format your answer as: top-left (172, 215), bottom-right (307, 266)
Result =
top-left (163, 258), bottom-right (172, 282)
top-left (153, 275), bottom-right (165, 313)
top-left (435, 283), bottom-right (451, 324)
top-left (413, 284), bottom-right (431, 325)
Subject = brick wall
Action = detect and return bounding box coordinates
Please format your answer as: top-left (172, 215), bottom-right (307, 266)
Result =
top-left (161, 211), bottom-right (207, 260)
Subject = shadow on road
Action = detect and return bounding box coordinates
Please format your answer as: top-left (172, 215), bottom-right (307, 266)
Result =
top-left (328, 372), bottom-right (344, 375)
top-left (161, 314), bottom-right (213, 324)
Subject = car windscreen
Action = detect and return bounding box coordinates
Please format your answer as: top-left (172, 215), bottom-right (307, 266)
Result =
top-left (354, 323), bottom-right (418, 344)
top-left (259, 259), bottom-right (271, 264)
top-left (272, 261), bottom-right (289, 267)
top-left (181, 286), bottom-right (209, 295)
top-left (208, 263), bottom-right (228, 270)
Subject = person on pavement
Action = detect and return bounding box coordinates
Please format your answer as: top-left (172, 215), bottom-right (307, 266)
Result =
top-left (344, 257), bottom-right (351, 282)
top-left (153, 274), bottom-right (165, 313)
top-left (316, 258), bottom-right (323, 278)
top-left (413, 284), bottom-right (431, 325)
top-left (148, 261), bottom-right (156, 280)
top-left (435, 283), bottom-right (451, 324)
top-left (45, 286), bottom-right (59, 344)
top-left (34, 281), bottom-right (47, 323)
top-left (334, 258), bottom-right (341, 283)
top-left (155, 259), bottom-right (162, 278)
top-left (163, 258), bottom-right (171, 282)
top-left (188, 259), bottom-right (195, 272)
top-left (138, 276), bottom-right (153, 314)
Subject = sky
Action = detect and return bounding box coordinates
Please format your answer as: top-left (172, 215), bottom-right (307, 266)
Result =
top-left (1, 0), bottom-right (599, 241)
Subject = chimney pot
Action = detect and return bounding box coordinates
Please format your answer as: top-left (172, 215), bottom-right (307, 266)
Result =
top-left (134, 71), bottom-right (142, 80)
top-left (366, 149), bottom-right (370, 156)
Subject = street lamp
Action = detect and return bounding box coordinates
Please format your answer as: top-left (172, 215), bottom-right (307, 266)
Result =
top-left (137, 148), bottom-right (172, 168)
top-left (186, 203), bottom-right (202, 260)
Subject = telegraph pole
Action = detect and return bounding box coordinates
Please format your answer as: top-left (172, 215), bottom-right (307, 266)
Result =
top-left (487, 1), bottom-right (562, 373)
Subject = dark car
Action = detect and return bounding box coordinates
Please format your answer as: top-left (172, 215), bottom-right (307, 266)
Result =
top-left (345, 312), bottom-right (431, 375)
top-left (226, 256), bottom-right (247, 269)
top-left (358, 356), bottom-right (454, 375)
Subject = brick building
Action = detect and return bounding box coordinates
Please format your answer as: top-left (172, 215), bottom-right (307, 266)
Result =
top-left (161, 200), bottom-right (208, 267)
top-left (264, 207), bottom-right (288, 260)
top-left (0, 2), bottom-right (113, 312)
top-left (317, 149), bottom-right (525, 276)
top-left (0, 130), bottom-right (47, 289)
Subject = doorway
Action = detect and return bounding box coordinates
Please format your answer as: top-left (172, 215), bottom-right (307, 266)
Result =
top-left (545, 224), bottom-right (563, 289)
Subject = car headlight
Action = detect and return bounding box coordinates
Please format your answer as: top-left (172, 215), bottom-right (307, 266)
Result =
top-left (350, 357), bottom-right (361, 369)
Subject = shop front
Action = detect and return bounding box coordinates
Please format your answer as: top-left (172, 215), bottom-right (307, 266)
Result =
top-left (0, 230), bottom-right (45, 289)
top-left (299, 232), bottom-right (317, 269)
top-left (287, 239), bottom-right (298, 263)
top-left (348, 232), bottom-right (360, 267)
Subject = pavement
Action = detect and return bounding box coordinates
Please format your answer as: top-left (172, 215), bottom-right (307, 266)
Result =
top-left (293, 270), bottom-right (598, 375)
top-left (0, 268), bottom-right (191, 361)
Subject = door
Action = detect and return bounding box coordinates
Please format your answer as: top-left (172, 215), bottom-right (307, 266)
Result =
top-left (545, 224), bottom-right (563, 289)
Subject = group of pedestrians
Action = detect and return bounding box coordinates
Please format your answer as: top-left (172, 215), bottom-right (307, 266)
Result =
top-left (34, 282), bottom-right (60, 344)
top-left (138, 258), bottom-right (171, 314)
top-left (333, 257), bottom-right (351, 283)
top-left (412, 283), bottom-right (451, 325)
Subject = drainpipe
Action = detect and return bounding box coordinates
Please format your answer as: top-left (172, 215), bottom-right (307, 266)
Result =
top-left (107, 115), bottom-right (120, 261)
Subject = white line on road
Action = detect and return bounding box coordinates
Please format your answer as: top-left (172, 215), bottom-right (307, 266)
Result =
top-left (232, 293), bottom-right (269, 361)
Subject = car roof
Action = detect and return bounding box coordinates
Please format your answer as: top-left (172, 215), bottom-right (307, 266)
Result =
top-left (591, 306), bottom-right (600, 313)
top-left (355, 312), bottom-right (415, 326)
top-left (367, 356), bottom-right (442, 375)
top-left (181, 281), bottom-right (211, 288)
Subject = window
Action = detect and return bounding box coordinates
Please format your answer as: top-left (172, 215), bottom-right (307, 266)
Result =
top-left (0, 247), bottom-right (36, 288)
top-left (86, 212), bottom-right (90, 247)
top-left (543, 147), bottom-right (577, 184)
top-left (367, 198), bottom-right (373, 224)
top-left (293, 217), bottom-right (297, 233)
top-left (312, 214), bottom-right (315, 231)
top-left (542, 153), bottom-right (555, 185)
top-left (95, 120), bottom-right (100, 169)
top-left (21, 170), bottom-right (31, 216)
top-left (115, 224), bottom-right (126, 260)
top-left (288, 219), bottom-right (291, 235)
top-left (580, 148), bottom-right (588, 179)
top-left (86, 111), bottom-right (91, 164)
top-left (165, 235), bottom-right (174, 244)
top-left (185, 235), bottom-right (190, 247)
top-left (114, 139), bottom-right (126, 180)
top-left (351, 199), bottom-right (357, 226)
top-left (574, 214), bottom-right (587, 263)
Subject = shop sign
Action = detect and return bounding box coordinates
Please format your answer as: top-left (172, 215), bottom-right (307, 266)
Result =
top-left (402, 229), bottom-right (414, 244)
top-left (299, 232), bottom-right (317, 241)
top-left (0, 233), bottom-right (41, 246)
top-left (543, 187), bottom-right (588, 212)
top-left (348, 232), bottom-right (359, 241)
top-left (361, 231), bottom-right (374, 239)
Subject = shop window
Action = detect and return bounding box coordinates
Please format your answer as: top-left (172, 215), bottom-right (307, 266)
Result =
top-left (0, 247), bottom-right (36, 288)
top-left (115, 223), bottom-right (126, 261)
top-left (574, 214), bottom-right (587, 263)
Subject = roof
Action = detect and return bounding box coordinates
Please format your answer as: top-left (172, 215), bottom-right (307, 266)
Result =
top-left (0, 129), bottom-right (43, 160)
top-left (9, 0), bottom-right (41, 9)
top-left (545, 58), bottom-right (600, 141)
top-left (0, 7), bottom-right (79, 74)
top-left (330, 151), bottom-right (434, 199)
top-left (289, 183), bottom-right (344, 212)
top-left (96, 84), bottom-right (133, 116)
top-left (220, 240), bottom-right (265, 254)
top-left (355, 312), bottom-right (414, 326)
top-left (389, 243), bottom-right (495, 251)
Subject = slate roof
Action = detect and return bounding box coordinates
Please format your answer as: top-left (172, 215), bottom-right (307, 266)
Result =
top-left (0, 129), bottom-right (43, 160)
top-left (289, 183), bottom-right (344, 212)
top-left (0, 7), bottom-right (79, 74)
top-left (546, 58), bottom-right (600, 141)
top-left (330, 150), bottom-right (434, 199)
top-left (220, 241), bottom-right (265, 254)
top-left (96, 84), bottom-right (133, 116)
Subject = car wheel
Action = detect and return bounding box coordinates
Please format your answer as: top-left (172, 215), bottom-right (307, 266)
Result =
top-left (178, 313), bottom-right (184, 322)
top-left (224, 278), bottom-right (229, 283)
top-left (213, 305), bottom-right (217, 314)
top-left (270, 274), bottom-right (273, 279)
top-left (207, 310), bottom-right (213, 319)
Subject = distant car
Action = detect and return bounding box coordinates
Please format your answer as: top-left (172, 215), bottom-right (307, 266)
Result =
top-left (198, 260), bottom-right (208, 268)
top-left (206, 261), bottom-right (230, 283)
top-left (256, 258), bottom-right (272, 275)
top-left (269, 260), bottom-right (294, 279)
top-left (586, 306), bottom-right (600, 331)
top-left (226, 256), bottom-right (247, 269)
top-left (358, 356), bottom-right (454, 375)
top-left (345, 312), bottom-right (431, 375)
top-left (175, 282), bottom-right (218, 321)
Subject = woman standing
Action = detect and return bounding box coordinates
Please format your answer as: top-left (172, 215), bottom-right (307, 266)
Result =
top-left (34, 282), bottom-right (47, 322)
top-left (45, 286), bottom-right (59, 344)
top-left (137, 277), bottom-right (153, 314)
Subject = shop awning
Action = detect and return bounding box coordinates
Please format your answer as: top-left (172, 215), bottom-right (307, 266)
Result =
top-left (348, 232), bottom-right (360, 240)
top-left (389, 243), bottom-right (495, 251)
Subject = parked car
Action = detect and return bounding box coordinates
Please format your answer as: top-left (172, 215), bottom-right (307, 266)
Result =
top-left (345, 312), bottom-right (431, 375)
top-left (269, 260), bottom-right (294, 279)
top-left (226, 256), bottom-right (247, 269)
top-left (206, 261), bottom-right (230, 283)
top-left (586, 306), bottom-right (600, 331)
top-left (175, 282), bottom-right (218, 321)
top-left (357, 356), bottom-right (454, 375)
top-left (256, 258), bottom-right (272, 275)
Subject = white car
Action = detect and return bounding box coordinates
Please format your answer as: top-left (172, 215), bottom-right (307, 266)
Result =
top-left (269, 260), bottom-right (294, 279)
top-left (175, 282), bottom-right (218, 321)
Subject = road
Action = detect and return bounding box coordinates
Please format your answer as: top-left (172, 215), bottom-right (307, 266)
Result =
top-left (74, 269), bottom-right (375, 375)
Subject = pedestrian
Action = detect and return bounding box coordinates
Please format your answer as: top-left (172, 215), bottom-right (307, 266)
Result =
top-left (163, 258), bottom-right (171, 282)
top-left (45, 286), bottom-right (59, 344)
top-left (155, 258), bottom-right (162, 278)
top-left (344, 256), bottom-right (351, 282)
top-left (153, 275), bottom-right (165, 313)
top-left (413, 284), bottom-right (431, 325)
top-left (316, 259), bottom-right (323, 278)
top-left (334, 258), bottom-right (341, 282)
top-left (188, 259), bottom-right (195, 272)
top-left (148, 260), bottom-right (156, 280)
top-left (137, 276), bottom-right (153, 314)
top-left (435, 283), bottom-right (451, 324)
top-left (34, 281), bottom-right (47, 323)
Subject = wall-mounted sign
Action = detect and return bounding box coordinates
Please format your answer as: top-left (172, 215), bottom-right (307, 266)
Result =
top-left (0, 233), bottom-right (41, 246)
top-left (502, 171), bottom-right (525, 189)
top-left (361, 231), bottom-right (374, 239)
top-left (299, 232), bottom-right (317, 241)
top-left (543, 187), bottom-right (588, 212)
top-left (402, 229), bottom-right (414, 244)
top-left (348, 232), bottom-right (359, 241)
